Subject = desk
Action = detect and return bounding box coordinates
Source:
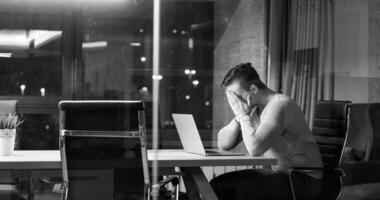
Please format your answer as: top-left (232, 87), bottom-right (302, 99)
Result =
top-left (0, 151), bottom-right (60, 170)
top-left (0, 150), bottom-right (277, 200)
top-left (148, 150), bottom-right (277, 200)
top-left (147, 149), bottom-right (276, 167)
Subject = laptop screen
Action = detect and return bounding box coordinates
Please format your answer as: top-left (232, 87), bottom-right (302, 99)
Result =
top-left (172, 113), bottom-right (206, 155)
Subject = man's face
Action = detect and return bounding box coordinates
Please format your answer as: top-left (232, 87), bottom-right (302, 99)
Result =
top-left (225, 80), bottom-right (252, 104)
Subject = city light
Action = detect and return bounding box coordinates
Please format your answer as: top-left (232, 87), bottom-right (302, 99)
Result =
top-left (82, 41), bottom-right (108, 49)
top-left (192, 80), bottom-right (199, 86)
top-left (0, 53), bottom-right (12, 57)
top-left (205, 101), bottom-right (210, 106)
top-left (152, 74), bottom-right (163, 80)
top-left (140, 56), bottom-right (146, 62)
top-left (141, 87), bottom-right (148, 92)
top-left (185, 95), bottom-right (190, 100)
top-left (40, 88), bottom-right (45, 97)
top-left (190, 70), bottom-right (196, 75)
top-left (184, 69), bottom-right (190, 75)
top-left (130, 42), bottom-right (141, 47)
top-left (188, 38), bottom-right (194, 49)
top-left (20, 84), bottom-right (26, 96)
top-left (172, 29), bottom-right (178, 34)
top-left (0, 30), bottom-right (62, 50)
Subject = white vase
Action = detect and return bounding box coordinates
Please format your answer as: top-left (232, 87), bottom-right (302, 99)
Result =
top-left (0, 129), bottom-right (16, 156)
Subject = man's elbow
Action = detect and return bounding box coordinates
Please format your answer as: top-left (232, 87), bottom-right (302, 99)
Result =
top-left (247, 148), bottom-right (262, 156)
top-left (246, 141), bottom-right (267, 156)
top-left (217, 139), bottom-right (230, 151)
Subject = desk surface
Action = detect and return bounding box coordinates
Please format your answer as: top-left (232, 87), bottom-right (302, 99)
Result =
top-left (148, 149), bottom-right (276, 167)
top-left (0, 150), bottom-right (60, 170)
top-left (0, 150), bottom-right (276, 170)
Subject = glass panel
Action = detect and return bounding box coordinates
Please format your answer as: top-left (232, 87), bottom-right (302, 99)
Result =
top-left (17, 113), bottom-right (59, 150)
top-left (156, 0), bottom-right (267, 149)
top-left (0, 13), bottom-right (63, 97)
top-left (80, 1), bottom-right (155, 147)
top-left (81, 1), bottom-right (153, 101)
top-left (65, 136), bottom-right (145, 199)
top-left (158, 1), bottom-right (214, 148)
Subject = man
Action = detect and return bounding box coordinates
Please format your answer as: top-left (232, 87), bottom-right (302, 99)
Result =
top-left (210, 63), bottom-right (323, 200)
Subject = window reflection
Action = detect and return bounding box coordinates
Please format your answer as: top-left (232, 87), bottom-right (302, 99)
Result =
top-left (0, 16), bottom-right (63, 97)
top-left (0, 0), bottom-right (217, 149)
top-left (80, 1), bottom-right (214, 148)
top-left (82, 1), bottom-right (153, 100)
top-left (17, 114), bottom-right (59, 150)
top-left (159, 1), bottom-right (214, 146)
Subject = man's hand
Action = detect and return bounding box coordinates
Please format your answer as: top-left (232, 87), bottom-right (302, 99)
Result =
top-left (226, 91), bottom-right (252, 120)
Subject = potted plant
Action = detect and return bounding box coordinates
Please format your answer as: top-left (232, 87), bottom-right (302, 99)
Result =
top-left (0, 113), bottom-right (22, 156)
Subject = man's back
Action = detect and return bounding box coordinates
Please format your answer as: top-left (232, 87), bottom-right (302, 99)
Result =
top-left (254, 94), bottom-right (323, 178)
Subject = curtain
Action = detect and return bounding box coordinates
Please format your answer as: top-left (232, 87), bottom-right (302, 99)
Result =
top-left (268, 0), bottom-right (335, 126)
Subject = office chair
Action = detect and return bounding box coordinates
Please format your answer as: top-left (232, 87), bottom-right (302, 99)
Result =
top-left (288, 100), bottom-right (351, 200)
top-left (340, 103), bottom-right (380, 199)
top-left (59, 100), bottom-right (179, 200)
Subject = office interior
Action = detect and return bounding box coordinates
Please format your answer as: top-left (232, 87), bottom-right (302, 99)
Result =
top-left (0, 0), bottom-right (379, 199)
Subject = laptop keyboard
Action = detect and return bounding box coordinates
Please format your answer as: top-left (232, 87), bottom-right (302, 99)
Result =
top-left (205, 149), bottom-right (220, 153)
top-left (205, 149), bottom-right (246, 156)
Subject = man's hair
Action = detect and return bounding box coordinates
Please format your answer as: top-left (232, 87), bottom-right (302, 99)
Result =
top-left (221, 63), bottom-right (266, 89)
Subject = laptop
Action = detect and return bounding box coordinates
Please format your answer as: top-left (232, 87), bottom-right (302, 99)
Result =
top-left (172, 113), bottom-right (245, 156)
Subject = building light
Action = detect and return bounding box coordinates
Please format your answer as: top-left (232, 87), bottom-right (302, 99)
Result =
top-left (172, 29), bottom-right (178, 34)
top-left (185, 95), bottom-right (190, 100)
top-left (190, 70), bottom-right (196, 75)
top-left (184, 69), bottom-right (190, 75)
top-left (140, 56), bottom-right (146, 62)
top-left (205, 101), bottom-right (210, 106)
top-left (139, 28), bottom-right (144, 34)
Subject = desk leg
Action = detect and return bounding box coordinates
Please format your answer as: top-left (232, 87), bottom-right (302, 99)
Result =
top-left (29, 170), bottom-right (61, 200)
top-left (27, 175), bottom-right (34, 200)
top-left (180, 167), bottom-right (218, 200)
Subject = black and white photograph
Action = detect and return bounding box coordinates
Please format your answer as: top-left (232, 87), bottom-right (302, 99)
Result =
top-left (0, 0), bottom-right (378, 200)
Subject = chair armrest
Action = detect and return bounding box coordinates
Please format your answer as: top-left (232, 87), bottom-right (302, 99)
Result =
top-left (290, 167), bottom-right (324, 171)
top-left (341, 161), bottom-right (380, 186)
top-left (291, 167), bottom-right (324, 170)
top-left (151, 176), bottom-right (180, 196)
top-left (290, 167), bottom-right (345, 177)
top-left (39, 177), bottom-right (62, 185)
top-left (157, 176), bottom-right (180, 186)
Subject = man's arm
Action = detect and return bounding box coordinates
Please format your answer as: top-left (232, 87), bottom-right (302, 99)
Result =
top-left (217, 118), bottom-right (242, 151)
top-left (218, 90), bottom-right (251, 151)
top-left (239, 100), bottom-right (288, 156)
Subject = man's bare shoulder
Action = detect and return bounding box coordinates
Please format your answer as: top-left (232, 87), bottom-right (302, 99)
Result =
top-left (270, 94), bottom-right (293, 107)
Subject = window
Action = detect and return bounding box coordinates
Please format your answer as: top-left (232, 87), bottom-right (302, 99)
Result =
top-left (0, 12), bottom-right (63, 97)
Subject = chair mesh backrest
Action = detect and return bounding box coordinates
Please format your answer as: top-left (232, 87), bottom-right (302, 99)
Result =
top-left (369, 103), bottom-right (380, 160)
top-left (59, 101), bottom-right (144, 131)
top-left (59, 101), bottom-right (148, 200)
top-left (312, 101), bottom-right (351, 169)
